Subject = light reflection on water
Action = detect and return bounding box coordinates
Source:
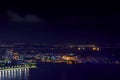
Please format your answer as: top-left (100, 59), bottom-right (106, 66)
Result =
top-left (0, 68), bottom-right (29, 80)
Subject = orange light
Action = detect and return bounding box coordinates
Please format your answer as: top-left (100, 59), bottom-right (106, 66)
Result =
top-left (92, 47), bottom-right (96, 51)
top-left (96, 48), bottom-right (100, 51)
top-left (78, 48), bottom-right (81, 50)
top-left (66, 57), bottom-right (69, 60)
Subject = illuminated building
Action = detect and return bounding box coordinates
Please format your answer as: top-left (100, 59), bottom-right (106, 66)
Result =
top-left (13, 52), bottom-right (20, 60)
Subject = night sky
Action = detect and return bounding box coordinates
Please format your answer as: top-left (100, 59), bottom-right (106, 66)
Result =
top-left (0, 2), bottom-right (119, 44)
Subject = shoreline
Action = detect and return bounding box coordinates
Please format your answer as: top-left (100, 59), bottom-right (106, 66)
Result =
top-left (0, 66), bottom-right (36, 71)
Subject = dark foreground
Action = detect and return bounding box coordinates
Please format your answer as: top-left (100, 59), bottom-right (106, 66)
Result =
top-left (29, 64), bottom-right (120, 80)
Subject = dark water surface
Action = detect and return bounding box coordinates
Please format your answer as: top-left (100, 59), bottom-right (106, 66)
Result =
top-left (29, 64), bottom-right (120, 80)
top-left (0, 64), bottom-right (120, 80)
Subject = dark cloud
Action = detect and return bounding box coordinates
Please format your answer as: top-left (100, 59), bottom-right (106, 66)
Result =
top-left (7, 10), bottom-right (41, 23)
top-left (25, 14), bottom-right (40, 22)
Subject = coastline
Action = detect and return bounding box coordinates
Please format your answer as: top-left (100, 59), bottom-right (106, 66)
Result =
top-left (0, 65), bottom-right (36, 71)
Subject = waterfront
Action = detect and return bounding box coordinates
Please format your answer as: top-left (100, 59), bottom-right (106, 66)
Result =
top-left (0, 68), bottom-right (29, 80)
top-left (0, 64), bottom-right (120, 80)
top-left (0, 46), bottom-right (120, 80)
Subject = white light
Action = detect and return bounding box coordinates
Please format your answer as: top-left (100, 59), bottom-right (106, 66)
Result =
top-left (8, 70), bottom-right (10, 74)
top-left (5, 70), bottom-right (7, 74)
top-left (2, 71), bottom-right (4, 77)
top-left (14, 69), bottom-right (16, 72)
top-left (83, 48), bottom-right (85, 50)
